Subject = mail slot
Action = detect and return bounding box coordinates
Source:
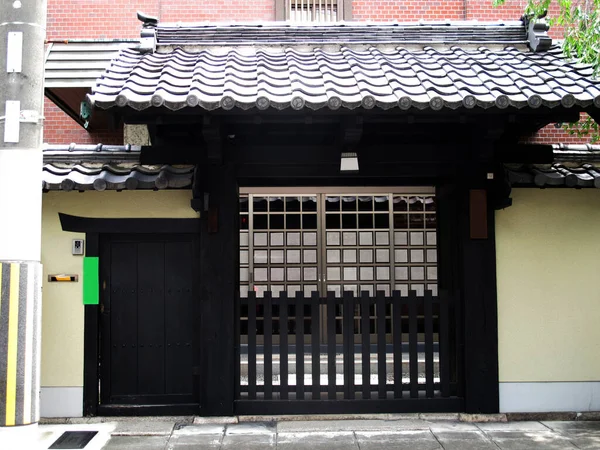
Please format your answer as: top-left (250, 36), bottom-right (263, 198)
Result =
top-left (48, 274), bottom-right (79, 282)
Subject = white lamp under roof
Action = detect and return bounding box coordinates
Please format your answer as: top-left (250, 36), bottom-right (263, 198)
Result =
top-left (340, 152), bottom-right (359, 173)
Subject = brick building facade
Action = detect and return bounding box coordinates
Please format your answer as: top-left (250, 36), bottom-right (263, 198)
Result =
top-left (44, 0), bottom-right (588, 146)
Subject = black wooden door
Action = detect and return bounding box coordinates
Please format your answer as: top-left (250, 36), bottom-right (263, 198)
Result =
top-left (100, 235), bottom-right (198, 407)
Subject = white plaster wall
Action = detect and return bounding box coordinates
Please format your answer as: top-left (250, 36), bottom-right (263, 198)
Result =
top-left (496, 188), bottom-right (600, 411)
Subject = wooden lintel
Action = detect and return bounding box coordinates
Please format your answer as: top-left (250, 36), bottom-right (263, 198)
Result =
top-left (203, 116), bottom-right (223, 164)
top-left (496, 143), bottom-right (553, 164)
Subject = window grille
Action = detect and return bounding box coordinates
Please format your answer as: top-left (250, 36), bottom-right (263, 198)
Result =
top-left (239, 189), bottom-right (437, 299)
top-left (275, 0), bottom-right (352, 22)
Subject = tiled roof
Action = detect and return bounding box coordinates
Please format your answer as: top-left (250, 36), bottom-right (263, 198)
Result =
top-left (45, 40), bottom-right (138, 88)
top-left (42, 144), bottom-right (193, 191)
top-left (87, 20), bottom-right (600, 113)
top-left (507, 144), bottom-right (600, 188)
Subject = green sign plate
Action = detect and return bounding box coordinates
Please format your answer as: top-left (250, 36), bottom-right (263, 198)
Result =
top-left (83, 257), bottom-right (99, 305)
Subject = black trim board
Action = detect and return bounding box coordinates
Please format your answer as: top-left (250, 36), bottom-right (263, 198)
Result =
top-left (59, 213), bottom-right (201, 234)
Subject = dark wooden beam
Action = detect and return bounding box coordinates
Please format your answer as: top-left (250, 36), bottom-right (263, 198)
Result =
top-left (140, 145), bottom-right (204, 165)
top-left (234, 161), bottom-right (459, 180)
top-left (496, 143), bottom-right (554, 164)
top-left (203, 116), bottom-right (223, 164)
top-left (59, 213), bottom-right (201, 234)
top-left (341, 116), bottom-right (363, 152)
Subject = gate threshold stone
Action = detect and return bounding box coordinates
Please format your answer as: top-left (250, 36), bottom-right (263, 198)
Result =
top-left (237, 413), bottom-right (459, 423)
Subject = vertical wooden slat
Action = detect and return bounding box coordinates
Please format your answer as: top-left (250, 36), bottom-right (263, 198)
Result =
top-left (439, 290), bottom-right (450, 398)
top-left (280, 292), bottom-right (289, 400)
top-left (360, 291), bottom-right (370, 400)
top-left (424, 290), bottom-right (434, 398)
top-left (392, 291), bottom-right (402, 399)
top-left (327, 292), bottom-right (336, 399)
top-left (247, 291), bottom-right (257, 400)
top-left (295, 292), bottom-right (304, 400)
top-left (409, 291), bottom-right (418, 398)
top-left (376, 291), bottom-right (386, 399)
top-left (311, 0), bottom-right (316, 21)
top-left (264, 292), bottom-right (273, 400)
top-left (454, 288), bottom-right (463, 398)
top-left (311, 292), bottom-right (320, 400)
top-left (343, 291), bottom-right (354, 399)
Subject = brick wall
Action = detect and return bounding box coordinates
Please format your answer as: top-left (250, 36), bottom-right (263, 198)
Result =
top-left (46, 0), bottom-right (273, 40)
top-left (44, 99), bottom-right (123, 145)
top-left (353, 0), bottom-right (464, 21)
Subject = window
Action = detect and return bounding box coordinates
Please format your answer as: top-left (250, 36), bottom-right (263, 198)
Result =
top-left (275, 0), bottom-right (352, 22)
top-left (239, 188), bottom-right (438, 299)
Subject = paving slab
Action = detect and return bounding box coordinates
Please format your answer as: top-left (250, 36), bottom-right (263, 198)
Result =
top-left (167, 433), bottom-right (223, 449)
top-left (542, 420), bottom-right (600, 435)
top-left (432, 430), bottom-right (489, 440)
top-left (173, 424), bottom-right (225, 436)
top-left (112, 420), bottom-right (175, 436)
top-left (277, 431), bottom-right (358, 450)
top-left (356, 430), bottom-right (442, 449)
top-left (277, 419), bottom-right (428, 433)
top-left (222, 432), bottom-right (276, 448)
top-left (438, 439), bottom-right (499, 450)
top-left (485, 431), bottom-right (578, 450)
top-left (566, 436), bottom-right (600, 449)
top-left (101, 435), bottom-right (170, 450)
top-left (225, 421), bottom-right (276, 435)
top-left (477, 421), bottom-right (550, 432)
top-left (428, 421), bottom-right (480, 432)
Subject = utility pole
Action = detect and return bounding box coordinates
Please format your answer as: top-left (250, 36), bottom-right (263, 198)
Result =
top-left (0, 0), bottom-right (46, 430)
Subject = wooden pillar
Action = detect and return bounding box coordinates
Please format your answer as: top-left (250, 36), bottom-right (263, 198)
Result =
top-left (437, 183), bottom-right (499, 413)
top-left (460, 184), bottom-right (499, 413)
top-left (199, 162), bottom-right (238, 416)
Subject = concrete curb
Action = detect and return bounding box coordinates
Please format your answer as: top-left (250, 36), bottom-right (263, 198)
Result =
top-left (40, 411), bottom-right (600, 426)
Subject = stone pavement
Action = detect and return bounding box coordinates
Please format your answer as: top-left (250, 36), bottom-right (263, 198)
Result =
top-left (3, 416), bottom-right (600, 449)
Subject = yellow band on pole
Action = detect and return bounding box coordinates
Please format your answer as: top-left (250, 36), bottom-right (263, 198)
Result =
top-left (5, 264), bottom-right (20, 426)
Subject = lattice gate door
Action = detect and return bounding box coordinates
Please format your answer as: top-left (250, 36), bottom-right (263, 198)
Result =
top-left (235, 187), bottom-right (463, 414)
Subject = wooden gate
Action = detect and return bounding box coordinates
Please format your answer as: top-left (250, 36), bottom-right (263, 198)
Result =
top-left (99, 234), bottom-right (199, 410)
top-left (235, 289), bottom-right (463, 414)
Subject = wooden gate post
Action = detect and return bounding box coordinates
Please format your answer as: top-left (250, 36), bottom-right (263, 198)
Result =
top-left (461, 185), bottom-right (500, 413)
top-left (437, 183), bottom-right (499, 413)
top-left (199, 161), bottom-right (238, 415)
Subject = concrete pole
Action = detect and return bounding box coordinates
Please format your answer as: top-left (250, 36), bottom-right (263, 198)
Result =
top-left (0, 0), bottom-right (46, 428)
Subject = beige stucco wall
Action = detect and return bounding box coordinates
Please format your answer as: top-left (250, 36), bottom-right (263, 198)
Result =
top-left (41, 190), bottom-right (198, 387)
top-left (496, 188), bottom-right (600, 382)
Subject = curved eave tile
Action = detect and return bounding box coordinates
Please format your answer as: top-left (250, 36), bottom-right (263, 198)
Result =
top-left (506, 163), bottom-right (600, 188)
top-left (42, 164), bottom-right (194, 191)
